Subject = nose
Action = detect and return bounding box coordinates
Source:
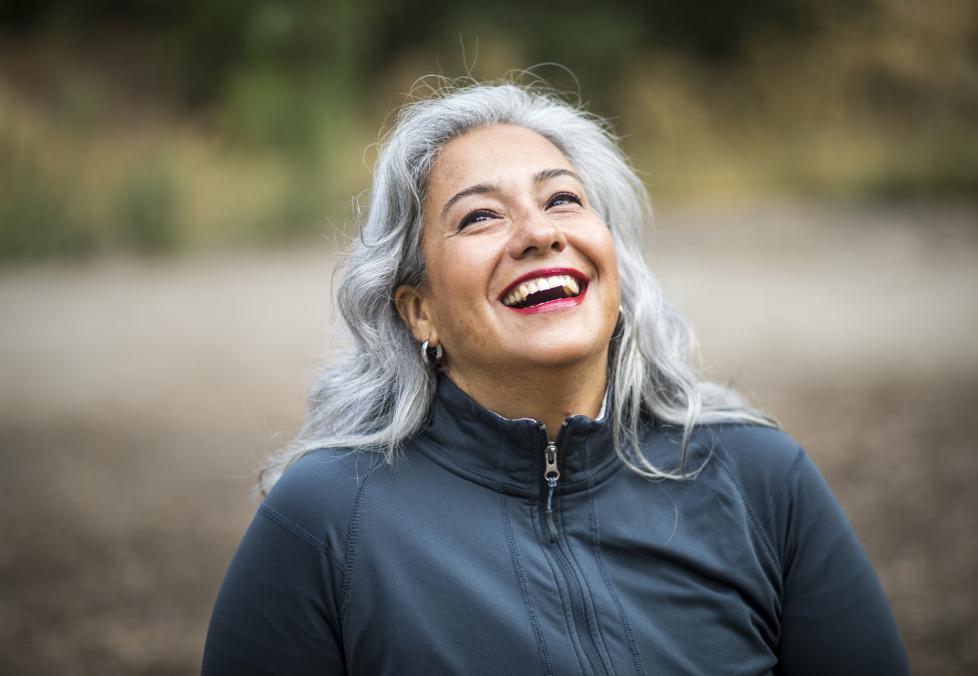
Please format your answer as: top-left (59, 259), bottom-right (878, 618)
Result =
top-left (507, 207), bottom-right (567, 259)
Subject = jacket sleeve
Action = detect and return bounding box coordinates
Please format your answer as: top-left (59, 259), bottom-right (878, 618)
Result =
top-left (773, 450), bottom-right (910, 676)
top-left (201, 503), bottom-right (347, 676)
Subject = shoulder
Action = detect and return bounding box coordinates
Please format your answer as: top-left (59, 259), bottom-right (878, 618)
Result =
top-left (696, 422), bottom-right (806, 487)
top-left (259, 448), bottom-right (386, 563)
top-left (687, 423), bottom-right (811, 532)
top-left (690, 423), bottom-right (850, 558)
top-left (642, 420), bottom-right (812, 513)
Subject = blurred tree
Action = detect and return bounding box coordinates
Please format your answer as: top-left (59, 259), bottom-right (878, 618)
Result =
top-left (1, 0), bottom-right (974, 261)
top-left (1, 0), bottom-right (862, 110)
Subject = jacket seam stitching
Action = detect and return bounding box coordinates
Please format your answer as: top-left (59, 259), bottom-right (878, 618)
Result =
top-left (712, 451), bottom-right (780, 569)
top-left (258, 503), bottom-right (343, 570)
top-left (759, 446), bottom-right (806, 537)
top-left (538, 527), bottom-right (591, 675)
top-left (413, 436), bottom-right (534, 496)
top-left (500, 494), bottom-right (554, 676)
top-left (495, 436), bottom-right (554, 676)
top-left (339, 456), bottom-right (382, 616)
top-left (556, 471), bottom-right (616, 674)
top-left (586, 449), bottom-right (646, 676)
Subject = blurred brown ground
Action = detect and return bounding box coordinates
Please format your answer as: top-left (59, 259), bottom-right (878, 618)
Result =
top-left (1, 202), bottom-right (976, 675)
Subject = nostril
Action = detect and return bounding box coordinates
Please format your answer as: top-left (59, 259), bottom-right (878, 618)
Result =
top-left (509, 217), bottom-right (567, 258)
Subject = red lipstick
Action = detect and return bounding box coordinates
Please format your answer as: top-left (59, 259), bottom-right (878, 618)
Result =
top-left (498, 267), bottom-right (588, 301)
top-left (498, 267), bottom-right (589, 314)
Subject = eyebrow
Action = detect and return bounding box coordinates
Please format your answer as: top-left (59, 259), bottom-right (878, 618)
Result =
top-left (439, 168), bottom-right (585, 221)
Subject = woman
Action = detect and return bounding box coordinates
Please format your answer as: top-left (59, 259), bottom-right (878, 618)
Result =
top-left (203, 81), bottom-right (909, 675)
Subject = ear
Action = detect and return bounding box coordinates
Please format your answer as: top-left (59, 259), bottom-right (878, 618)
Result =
top-left (394, 284), bottom-right (438, 345)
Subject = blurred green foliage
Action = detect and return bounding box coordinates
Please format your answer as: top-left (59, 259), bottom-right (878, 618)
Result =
top-left (0, 157), bottom-right (94, 260)
top-left (0, 0), bottom-right (835, 108)
top-left (1, 0), bottom-right (976, 261)
top-left (115, 162), bottom-right (181, 254)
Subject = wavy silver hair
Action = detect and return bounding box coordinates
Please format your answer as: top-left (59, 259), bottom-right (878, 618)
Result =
top-left (258, 79), bottom-right (774, 495)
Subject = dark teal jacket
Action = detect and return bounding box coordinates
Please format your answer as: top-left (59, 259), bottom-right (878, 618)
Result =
top-left (203, 377), bottom-right (909, 675)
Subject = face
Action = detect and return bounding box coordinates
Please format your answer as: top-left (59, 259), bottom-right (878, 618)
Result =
top-left (396, 124), bottom-right (621, 384)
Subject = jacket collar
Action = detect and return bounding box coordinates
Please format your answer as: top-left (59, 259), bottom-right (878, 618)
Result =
top-left (413, 376), bottom-right (621, 497)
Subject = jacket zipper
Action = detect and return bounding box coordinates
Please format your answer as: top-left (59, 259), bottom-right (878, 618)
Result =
top-left (539, 423), bottom-right (610, 676)
top-left (543, 439), bottom-right (561, 542)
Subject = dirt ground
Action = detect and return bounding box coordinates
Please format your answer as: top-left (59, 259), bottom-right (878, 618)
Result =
top-left (1, 203), bottom-right (976, 675)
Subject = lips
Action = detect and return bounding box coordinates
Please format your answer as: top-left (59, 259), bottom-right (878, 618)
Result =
top-left (499, 268), bottom-right (588, 311)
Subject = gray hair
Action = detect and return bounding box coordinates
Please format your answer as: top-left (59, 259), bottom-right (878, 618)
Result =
top-left (258, 79), bottom-right (774, 495)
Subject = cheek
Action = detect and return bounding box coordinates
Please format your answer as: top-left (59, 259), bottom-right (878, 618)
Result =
top-left (427, 249), bottom-right (491, 326)
top-left (592, 229), bottom-right (621, 284)
top-left (607, 250), bottom-right (622, 299)
top-left (596, 233), bottom-right (623, 313)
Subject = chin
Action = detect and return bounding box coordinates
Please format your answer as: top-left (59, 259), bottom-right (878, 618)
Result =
top-left (508, 340), bottom-right (609, 371)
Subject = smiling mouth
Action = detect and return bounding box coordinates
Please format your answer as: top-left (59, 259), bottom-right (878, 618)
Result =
top-left (501, 273), bottom-right (585, 310)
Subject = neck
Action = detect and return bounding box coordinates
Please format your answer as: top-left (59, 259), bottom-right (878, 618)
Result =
top-left (444, 351), bottom-right (609, 440)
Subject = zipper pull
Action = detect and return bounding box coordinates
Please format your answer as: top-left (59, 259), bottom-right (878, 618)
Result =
top-left (544, 441), bottom-right (560, 514)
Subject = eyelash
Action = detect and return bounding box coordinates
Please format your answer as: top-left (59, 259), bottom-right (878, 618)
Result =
top-left (547, 191), bottom-right (583, 208)
top-left (458, 209), bottom-right (497, 229)
top-left (457, 192), bottom-right (583, 230)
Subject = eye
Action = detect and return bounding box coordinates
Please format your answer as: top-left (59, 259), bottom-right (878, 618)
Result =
top-left (458, 209), bottom-right (497, 230)
top-left (547, 192), bottom-right (583, 209)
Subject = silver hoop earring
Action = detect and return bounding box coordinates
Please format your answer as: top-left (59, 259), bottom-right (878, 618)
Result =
top-left (421, 339), bottom-right (443, 367)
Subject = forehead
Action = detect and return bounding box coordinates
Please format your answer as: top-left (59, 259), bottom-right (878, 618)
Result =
top-left (428, 124), bottom-right (574, 196)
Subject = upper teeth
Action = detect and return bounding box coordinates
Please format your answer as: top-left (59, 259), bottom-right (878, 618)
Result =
top-left (503, 275), bottom-right (580, 307)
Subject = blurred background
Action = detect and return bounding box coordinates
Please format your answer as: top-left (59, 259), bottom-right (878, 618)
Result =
top-left (1, 0), bottom-right (976, 674)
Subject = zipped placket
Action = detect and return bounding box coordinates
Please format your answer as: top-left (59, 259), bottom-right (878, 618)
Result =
top-left (543, 438), bottom-right (561, 542)
top-left (538, 422), bottom-right (611, 676)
